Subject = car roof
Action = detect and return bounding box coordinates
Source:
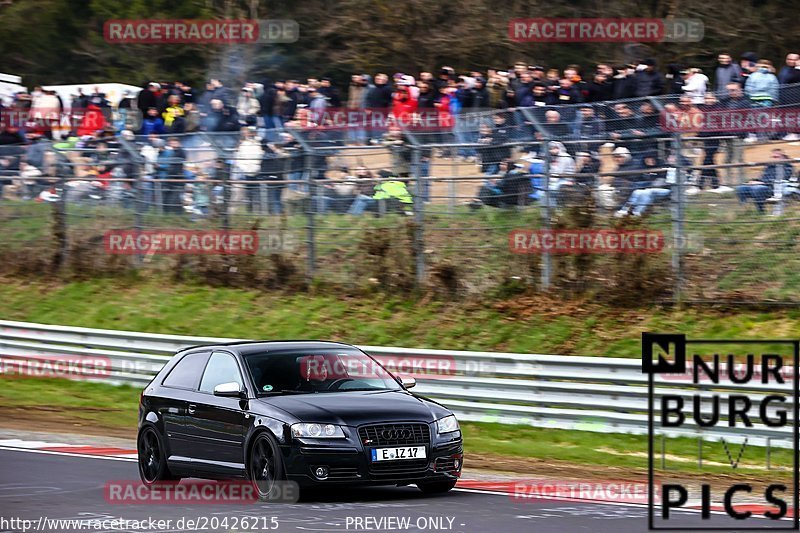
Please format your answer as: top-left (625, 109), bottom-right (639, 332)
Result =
top-left (178, 340), bottom-right (360, 357)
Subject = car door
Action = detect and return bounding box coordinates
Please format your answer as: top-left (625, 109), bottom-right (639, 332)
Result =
top-left (156, 351), bottom-right (210, 463)
top-left (183, 350), bottom-right (249, 473)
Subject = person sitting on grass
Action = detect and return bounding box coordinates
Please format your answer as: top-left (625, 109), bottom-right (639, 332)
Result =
top-left (473, 159), bottom-right (532, 208)
top-left (349, 169), bottom-right (413, 215)
top-left (736, 148), bottom-right (795, 214)
top-left (615, 151), bottom-right (687, 217)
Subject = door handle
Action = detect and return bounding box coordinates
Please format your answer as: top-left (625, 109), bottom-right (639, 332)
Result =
top-left (187, 404), bottom-right (196, 415)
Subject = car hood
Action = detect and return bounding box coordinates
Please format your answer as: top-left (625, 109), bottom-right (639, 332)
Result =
top-left (254, 390), bottom-right (450, 426)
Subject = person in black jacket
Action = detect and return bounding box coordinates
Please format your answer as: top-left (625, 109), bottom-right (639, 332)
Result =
top-left (159, 137), bottom-right (187, 215)
top-left (635, 59), bottom-right (664, 97)
top-left (365, 73), bottom-right (393, 109)
top-left (665, 64), bottom-right (685, 95)
top-left (612, 64), bottom-right (637, 100)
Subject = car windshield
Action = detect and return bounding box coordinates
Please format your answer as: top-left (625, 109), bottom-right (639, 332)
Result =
top-left (244, 348), bottom-right (402, 395)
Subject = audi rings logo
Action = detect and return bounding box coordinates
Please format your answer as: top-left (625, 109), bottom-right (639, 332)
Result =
top-left (381, 428), bottom-right (412, 441)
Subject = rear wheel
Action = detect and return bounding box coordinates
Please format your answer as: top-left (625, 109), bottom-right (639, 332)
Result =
top-left (248, 432), bottom-right (286, 501)
top-left (417, 479), bottom-right (458, 494)
top-left (137, 426), bottom-right (178, 486)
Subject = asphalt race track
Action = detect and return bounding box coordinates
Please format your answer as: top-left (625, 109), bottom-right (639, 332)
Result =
top-left (0, 448), bottom-right (788, 533)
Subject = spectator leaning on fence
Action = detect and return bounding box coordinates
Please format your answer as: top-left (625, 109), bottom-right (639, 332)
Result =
top-left (715, 53), bottom-right (743, 93)
top-left (681, 68), bottom-right (708, 104)
top-left (745, 59), bottom-right (779, 107)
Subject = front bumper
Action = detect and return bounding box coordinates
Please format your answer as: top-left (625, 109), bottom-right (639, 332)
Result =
top-left (282, 434), bottom-right (463, 486)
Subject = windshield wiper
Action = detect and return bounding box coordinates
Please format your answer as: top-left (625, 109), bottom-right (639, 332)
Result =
top-left (259, 389), bottom-right (314, 395)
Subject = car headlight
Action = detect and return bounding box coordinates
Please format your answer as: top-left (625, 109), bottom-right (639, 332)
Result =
top-left (290, 423), bottom-right (346, 439)
top-left (436, 415), bottom-right (459, 435)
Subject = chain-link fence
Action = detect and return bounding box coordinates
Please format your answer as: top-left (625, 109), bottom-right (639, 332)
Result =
top-left (3, 97), bottom-right (800, 305)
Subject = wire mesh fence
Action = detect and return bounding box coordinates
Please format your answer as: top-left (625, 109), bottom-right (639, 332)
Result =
top-left (2, 101), bottom-right (800, 305)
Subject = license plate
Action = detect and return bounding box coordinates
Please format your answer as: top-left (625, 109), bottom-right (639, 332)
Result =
top-left (370, 446), bottom-right (426, 462)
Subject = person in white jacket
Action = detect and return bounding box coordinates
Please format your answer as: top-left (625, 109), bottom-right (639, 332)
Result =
top-left (233, 128), bottom-right (264, 212)
top-left (681, 68), bottom-right (708, 104)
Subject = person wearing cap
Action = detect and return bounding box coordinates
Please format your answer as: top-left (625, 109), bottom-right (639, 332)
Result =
top-left (612, 64), bottom-right (637, 100)
top-left (739, 52), bottom-right (759, 84)
top-left (585, 71), bottom-right (612, 102)
top-left (745, 59), bottom-right (779, 107)
top-left (610, 146), bottom-right (645, 207)
top-left (236, 87), bottom-right (260, 127)
top-left (682, 68), bottom-right (708, 104)
top-left (634, 58), bottom-right (664, 97)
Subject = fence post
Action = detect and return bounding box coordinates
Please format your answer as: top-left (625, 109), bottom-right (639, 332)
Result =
top-left (672, 134), bottom-right (686, 306)
top-left (132, 161), bottom-right (144, 267)
top-left (541, 139), bottom-right (553, 291)
top-left (411, 146), bottom-right (425, 287)
top-left (221, 156), bottom-right (231, 232)
top-left (55, 169), bottom-right (68, 272)
top-left (117, 136), bottom-right (145, 267)
top-left (304, 148), bottom-right (316, 283)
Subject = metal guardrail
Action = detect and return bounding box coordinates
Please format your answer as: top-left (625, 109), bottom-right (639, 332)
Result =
top-left (0, 320), bottom-right (792, 448)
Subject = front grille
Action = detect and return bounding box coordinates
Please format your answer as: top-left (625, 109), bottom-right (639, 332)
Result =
top-left (369, 459), bottom-right (429, 476)
top-left (358, 423), bottom-right (430, 446)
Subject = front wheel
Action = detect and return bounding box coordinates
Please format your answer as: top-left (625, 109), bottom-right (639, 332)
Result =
top-left (248, 432), bottom-right (286, 501)
top-left (417, 479), bottom-right (458, 494)
top-left (137, 426), bottom-right (179, 486)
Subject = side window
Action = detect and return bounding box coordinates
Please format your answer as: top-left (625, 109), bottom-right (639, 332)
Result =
top-left (162, 352), bottom-right (210, 390)
top-left (199, 352), bottom-right (244, 393)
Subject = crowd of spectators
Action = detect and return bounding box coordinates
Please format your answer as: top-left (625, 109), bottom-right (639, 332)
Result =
top-left (1, 50), bottom-right (800, 216)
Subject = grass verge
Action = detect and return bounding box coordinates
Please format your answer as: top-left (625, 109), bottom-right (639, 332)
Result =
top-left (2, 278), bottom-right (800, 357)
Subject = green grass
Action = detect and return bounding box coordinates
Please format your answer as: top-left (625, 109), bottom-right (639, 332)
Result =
top-left (6, 194), bottom-right (800, 301)
top-left (462, 422), bottom-right (793, 478)
top-left (2, 278), bottom-right (800, 356)
top-left (0, 276), bottom-right (800, 357)
top-left (0, 376), bottom-right (140, 429)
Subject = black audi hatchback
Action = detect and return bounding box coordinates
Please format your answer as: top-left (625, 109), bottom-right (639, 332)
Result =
top-left (137, 341), bottom-right (463, 499)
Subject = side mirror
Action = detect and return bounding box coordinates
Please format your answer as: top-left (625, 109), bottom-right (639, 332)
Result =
top-left (400, 375), bottom-right (416, 389)
top-left (213, 381), bottom-right (245, 398)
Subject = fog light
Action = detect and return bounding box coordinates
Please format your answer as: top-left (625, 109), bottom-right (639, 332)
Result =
top-left (314, 466), bottom-right (329, 480)
top-left (454, 458), bottom-right (461, 469)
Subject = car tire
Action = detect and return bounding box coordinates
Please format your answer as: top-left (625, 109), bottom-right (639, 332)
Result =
top-left (137, 426), bottom-right (179, 486)
top-left (417, 479), bottom-right (458, 494)
top-left (247, 431), bottom-right (287, 501)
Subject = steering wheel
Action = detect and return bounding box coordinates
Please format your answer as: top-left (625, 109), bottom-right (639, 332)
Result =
top-left (326, 378), bottom-right (354, 391)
